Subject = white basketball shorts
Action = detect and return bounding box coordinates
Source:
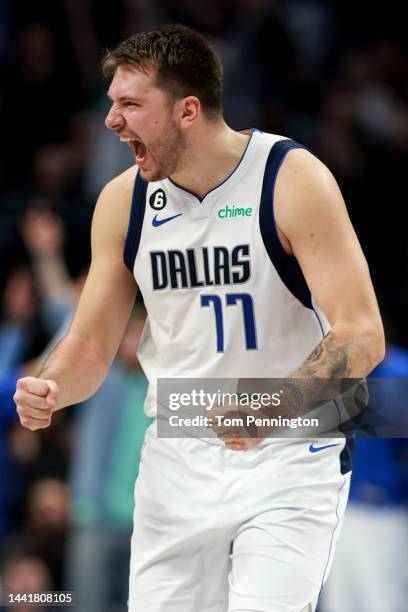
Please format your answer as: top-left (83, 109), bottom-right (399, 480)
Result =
top-left (128, 423), bottom-right (351, 612)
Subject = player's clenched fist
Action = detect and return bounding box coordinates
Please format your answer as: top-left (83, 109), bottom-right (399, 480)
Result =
top-left (13, 377), bottom-right (59, 431)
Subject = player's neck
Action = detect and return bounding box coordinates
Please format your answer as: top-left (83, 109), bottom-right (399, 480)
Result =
top-left (169, 123), bottom-right (251, 199)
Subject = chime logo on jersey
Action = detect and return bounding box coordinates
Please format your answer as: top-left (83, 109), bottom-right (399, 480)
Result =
top-left (149, 188), bottom-right (167, 210)
top-left (150, 244), bottom-right (251, 289)
top-left (217, 205), bottom-right (253, 219)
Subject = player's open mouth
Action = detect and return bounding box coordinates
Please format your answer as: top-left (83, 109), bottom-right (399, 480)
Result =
top-left (120, 136), bottom-right (147, 165)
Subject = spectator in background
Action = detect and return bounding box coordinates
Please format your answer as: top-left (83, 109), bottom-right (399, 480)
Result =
top-left (0, 210), bottom-right (70, 540)
top-left (20, 207), bottom-right (77, 336)
top-left (24, 478), bottom-right (69, 588)
top-left (320, 327), bottom-right (408, 612)
top-left (83, 96), bottom-right (134, 201)
top-left (0, 369), bottom-right (19, 537)
top-left (0, 20), bottom-right (84, 195)
top-left (0, 550), bottom-right (54, 612)
top-left (0, 265), bottom-right (48, 376)
top-left (0, 208), bottom-right (82, 590)
top-left (1, 478), bottom-right (69, 592)
top-left (65, 308), bottom-right (151, 612)
top-left (19, 206), bottom-right (151, 610)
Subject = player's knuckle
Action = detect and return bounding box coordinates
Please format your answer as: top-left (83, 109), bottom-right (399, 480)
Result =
top-left (20, 416), bottom-right (31, 428)
top-left (16, 405), bottom-right (26, 417)
top-left (13, 390), bottom-right (23, 403)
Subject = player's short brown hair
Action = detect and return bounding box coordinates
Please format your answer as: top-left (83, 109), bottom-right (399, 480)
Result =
top-left (102, 24), bottom-right (223, 120)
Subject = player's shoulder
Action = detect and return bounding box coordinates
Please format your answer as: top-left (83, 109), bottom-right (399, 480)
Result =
top-left (274, 137), bottom-right (345, 231)
top-left (270, 135), bottom-right (333, 188)
top-left (95, 165), bottom-right (138, 220)
top-left (92, 165), bottom-right (138, 241)
top-left (100, 164), bottom-right (138, 202)
top-left (255, 130), bottom-right (332, 180)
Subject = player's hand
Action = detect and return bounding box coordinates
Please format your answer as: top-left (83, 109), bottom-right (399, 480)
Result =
top-left (224, 436), bottom-right (263, 452)
top-left (206, 404), bottom-right (267, 451)
top-left (13, 377), bottom-right (59, 431)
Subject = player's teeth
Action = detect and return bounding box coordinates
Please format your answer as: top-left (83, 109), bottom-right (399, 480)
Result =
top-left (120, 137), bottom-right (132, 142)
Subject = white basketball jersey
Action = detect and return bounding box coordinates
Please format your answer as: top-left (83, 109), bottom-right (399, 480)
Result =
top-left (124, 130), bottom-right (332, 412)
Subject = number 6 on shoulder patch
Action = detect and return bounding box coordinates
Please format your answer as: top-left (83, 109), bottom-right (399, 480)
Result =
top-left (149, 189), bottom-right (167, 210)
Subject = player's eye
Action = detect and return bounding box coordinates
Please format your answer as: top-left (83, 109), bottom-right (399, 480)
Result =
top-left (124, 101), bottom-right (140, 107)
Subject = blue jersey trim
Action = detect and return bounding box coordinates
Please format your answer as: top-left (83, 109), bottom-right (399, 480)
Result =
top-left (259, 138), bottom-right (313, 309)
top-left (124, 171), bottom-right (148, 272)
top-left (317, 473), bottom-right (348, 605)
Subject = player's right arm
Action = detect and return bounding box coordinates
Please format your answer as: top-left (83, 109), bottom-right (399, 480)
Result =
top-left (13, 168), bottom-right (138, 431)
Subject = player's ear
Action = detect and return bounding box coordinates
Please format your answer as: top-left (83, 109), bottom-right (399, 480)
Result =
top-left (178, 96), bottom-right (200, 127)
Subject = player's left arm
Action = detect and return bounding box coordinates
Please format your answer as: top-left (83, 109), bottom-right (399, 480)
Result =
top-left (275, 148), bottom-right (385, 378)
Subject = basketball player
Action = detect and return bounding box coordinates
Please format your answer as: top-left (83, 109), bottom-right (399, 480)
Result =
top-left (14, 25), bottom-right (385, 612)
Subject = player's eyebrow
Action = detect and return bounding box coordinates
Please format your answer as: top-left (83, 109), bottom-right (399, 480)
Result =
top-left (106, 93), bottom-right (143, 102)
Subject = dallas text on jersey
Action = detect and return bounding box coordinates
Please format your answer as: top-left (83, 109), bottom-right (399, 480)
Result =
top-left (150, 244), bottom-right (251, 290)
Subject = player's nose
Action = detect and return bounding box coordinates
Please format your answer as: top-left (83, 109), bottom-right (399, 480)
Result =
top-left (105, 105), bottom-right (125, 130)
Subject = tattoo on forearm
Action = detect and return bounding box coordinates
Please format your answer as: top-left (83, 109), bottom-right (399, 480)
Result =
top-left (327, 346), bottom-right (349, 378)
top-left (296, 332), bottom-right (363, 378)
top-left (307, 343), bottom-right (324, 363)
top-left (280, 383), bottom-right (304, 417)
top-left (258, 332), bottom-right (370, 430)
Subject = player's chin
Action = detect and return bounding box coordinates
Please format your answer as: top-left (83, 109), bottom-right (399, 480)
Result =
top-left (138, 167), bottom-right (155, 181)
top-left (138, 161), bottom-right (166, 182)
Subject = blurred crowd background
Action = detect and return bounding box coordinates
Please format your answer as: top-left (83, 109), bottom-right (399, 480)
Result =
top-left (0, 1), bottom-right (407, 611)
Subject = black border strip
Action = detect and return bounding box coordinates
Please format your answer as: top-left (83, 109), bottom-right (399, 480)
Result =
top-left (259, 138), bottom-right (313, 309)
top-left (340, 438), bottom-right (355, 474)
top-left (124, 171), bottom-right (148, 272)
